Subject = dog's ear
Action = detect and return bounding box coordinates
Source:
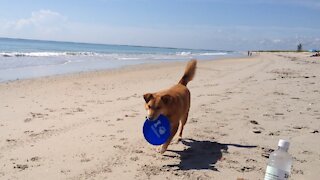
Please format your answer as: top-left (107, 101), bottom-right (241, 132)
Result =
top-left (143, 93), bottom-right (153, 103)
top-left (161, 94), bottom-right (172, 105)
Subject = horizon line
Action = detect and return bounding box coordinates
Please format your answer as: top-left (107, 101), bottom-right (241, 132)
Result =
top-left (0, 36), bottom-right (228, 52)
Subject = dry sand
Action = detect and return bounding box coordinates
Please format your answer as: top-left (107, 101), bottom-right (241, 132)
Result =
top-left (0, 52), bottom-right (319, 179)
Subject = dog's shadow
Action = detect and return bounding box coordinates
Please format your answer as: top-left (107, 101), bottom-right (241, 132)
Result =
top-left (164, 138), bottom-right (257, 171)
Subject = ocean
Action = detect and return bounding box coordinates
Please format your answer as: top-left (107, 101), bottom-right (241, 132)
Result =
top-left (0, 38), bottom-right (237, 82)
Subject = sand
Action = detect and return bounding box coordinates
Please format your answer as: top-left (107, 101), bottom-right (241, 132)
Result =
top-left (0, 52), bottom-right (319, 179)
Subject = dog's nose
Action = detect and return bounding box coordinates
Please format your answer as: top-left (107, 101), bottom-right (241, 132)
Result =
top-left (146, 115), bottom-right (156, 121)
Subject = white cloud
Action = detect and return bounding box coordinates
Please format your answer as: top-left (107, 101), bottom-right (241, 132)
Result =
top-left (1, 10), bottom-right (67, 38)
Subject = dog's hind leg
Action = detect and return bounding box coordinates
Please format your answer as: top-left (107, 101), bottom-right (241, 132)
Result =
top-left (178, 112), bottom-right (189, 141)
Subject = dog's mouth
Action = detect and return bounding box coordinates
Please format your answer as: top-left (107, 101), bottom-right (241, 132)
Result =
top-left (146, 116), bottom-right (159, 121)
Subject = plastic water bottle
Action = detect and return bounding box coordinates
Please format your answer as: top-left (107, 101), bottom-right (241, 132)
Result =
top-left (264, 139), bottom-right (293, 180)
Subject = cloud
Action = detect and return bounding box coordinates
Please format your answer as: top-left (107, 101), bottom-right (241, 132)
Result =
top-left (1, 10), bottom-right (67, 38)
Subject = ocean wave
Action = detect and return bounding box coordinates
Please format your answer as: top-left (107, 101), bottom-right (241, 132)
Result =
top-left (0, 51), bottom-right (99, 57)
top-left (117, 57), bottom-right (140, 60)
top-left (175, 52), bottom-right (228, 56)
top-left (176, 52), bottom-right (192, 56)
top-left (0, 51), bottom-right (230, 60)
top-left (198, 52), bottom-right (227, 56)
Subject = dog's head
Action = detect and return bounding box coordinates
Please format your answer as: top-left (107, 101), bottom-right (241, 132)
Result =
top-left (143, 93), bottom-right (172, 121)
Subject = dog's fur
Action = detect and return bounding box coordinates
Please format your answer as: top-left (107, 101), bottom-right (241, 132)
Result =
top-left (143, 60), bottom-right (197, 154)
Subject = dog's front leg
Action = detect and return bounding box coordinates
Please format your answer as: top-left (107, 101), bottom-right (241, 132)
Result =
top-left (160, 124), bottom-right (179, 154)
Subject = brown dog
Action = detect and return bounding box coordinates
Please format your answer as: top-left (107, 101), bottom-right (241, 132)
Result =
top-left (143, 60), bottom-right (197, 154)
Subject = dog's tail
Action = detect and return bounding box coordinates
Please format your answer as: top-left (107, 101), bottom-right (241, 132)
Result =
top-left (178, 59), bottom-right (197, 86)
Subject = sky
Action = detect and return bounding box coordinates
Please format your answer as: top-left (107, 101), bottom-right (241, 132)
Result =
top-left (0, 0), bottom-right (320, 50)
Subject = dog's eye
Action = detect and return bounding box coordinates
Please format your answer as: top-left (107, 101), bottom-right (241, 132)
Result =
top-left (148, 105), bottom-right (151, 109)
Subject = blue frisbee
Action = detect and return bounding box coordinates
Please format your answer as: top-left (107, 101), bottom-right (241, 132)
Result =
top-left (143, 115), bottom-right (171, 145)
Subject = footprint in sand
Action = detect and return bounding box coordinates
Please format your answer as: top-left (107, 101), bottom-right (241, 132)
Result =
top-left (245, 158), bottom-right (257, 163)
top-left (6, 139), bottom-right (17, 143)
top-left (249, 120), bottom-right (259, 125)
top-left (130, 156), bottom-right (139, 161)
top-left (189, 118), bottom-right (198, 123)
top-left (117, 96), bottom-right (130, 101)
top-left (292, 168), bottom-right (304, 175)
top-left (117, 130), bottom-right (124, 133)
top-left (268, 131), bottom-right (281, 136)
top-left (252, 129), bottom-right (263, 134)
top-left (73, 107), bottom-right (84, 112)
top-left (125, 113), bottom-right (140, 118)
top-left (109, 135), bottom-right (116, 140)
top-left (239, 166), bottom-right (255, 172)
top-left (60, 169), bottom-right (71, 175)
top-left (116, 118), bottom-right (124, 121)
top-left (80, 154), bottom-right (91, 163)
top-left (24, 130), bottom-right (34, 134)
top-left (292, 126), bottom-right (308, 130)
top-left (113, 145), bottom-right (126, 151)
top-left (29, 156), bottom-right (40, 162)
top-left (205, 108), bottom-right (215, 112)
top-left (204, 83), bottom-right (218, 87)
top-left (24, 118), bottom-right (32, 123)
top-left (311, 130), bottom-right (319, 133)
top-left (293, 157), bottom-right (307, 163)
top-left (300, 150), bottom-right (313, 155)
top-left (24, 112), bottom-right (48, 122)
top-left (261, 147), bottom-right (274, 158)
top-left (30, 112), bottom-right (49, 118)
top-left (44, 108), bottom-right (55, 112)
top-left (250, 121), bottom-right (264, 134)
top-left (29, 129), bottom-right (54, 138)
top-left (132, 150), bottom-right (144, 154)
top-left (13, 164), bottom-right (28, 170)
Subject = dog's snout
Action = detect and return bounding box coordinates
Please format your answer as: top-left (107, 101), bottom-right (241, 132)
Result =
top-left (147, 115), bottom-right (155, 121)
top-left (146, 114), bottom-right (159, 121)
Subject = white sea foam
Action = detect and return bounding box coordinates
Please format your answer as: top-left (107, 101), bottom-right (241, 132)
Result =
top-left (176, 52), bottom-right (192, 56)
top-left (0, 51), bottom-right (99, 57)
top-left (175, 52), bottom-right (227, 56)
top-left (199, 52), bottom-right (227, 56)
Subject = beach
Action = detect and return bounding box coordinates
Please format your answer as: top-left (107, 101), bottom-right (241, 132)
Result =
top-left (0, 52), bottom-right (319, 179)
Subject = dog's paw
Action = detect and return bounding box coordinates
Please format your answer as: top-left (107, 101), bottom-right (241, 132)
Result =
top-left (175, 136), bottom-right (182, 144)
top-left (158, 146), bottom-right (167, 154)
top-left (156, 147), bottom-right (162, 153)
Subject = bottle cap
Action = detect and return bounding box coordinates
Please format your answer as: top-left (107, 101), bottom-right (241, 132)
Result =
top-left (278, 139), bottom-right (290, 150)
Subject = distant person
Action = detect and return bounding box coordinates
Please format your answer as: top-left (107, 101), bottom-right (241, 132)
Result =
top-left (311, 52), bottom-right (320, 57)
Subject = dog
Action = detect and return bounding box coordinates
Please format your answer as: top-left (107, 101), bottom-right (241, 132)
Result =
top-left (143, 59), bottom-right (197, 154)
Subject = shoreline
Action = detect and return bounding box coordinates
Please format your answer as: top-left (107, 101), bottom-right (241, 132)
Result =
top-left (0, 53), bottom-right (245, 85)
top-left (0, 37), bottom-right (242, 83)
top-left (1, 52), bottom-right (319, 179)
